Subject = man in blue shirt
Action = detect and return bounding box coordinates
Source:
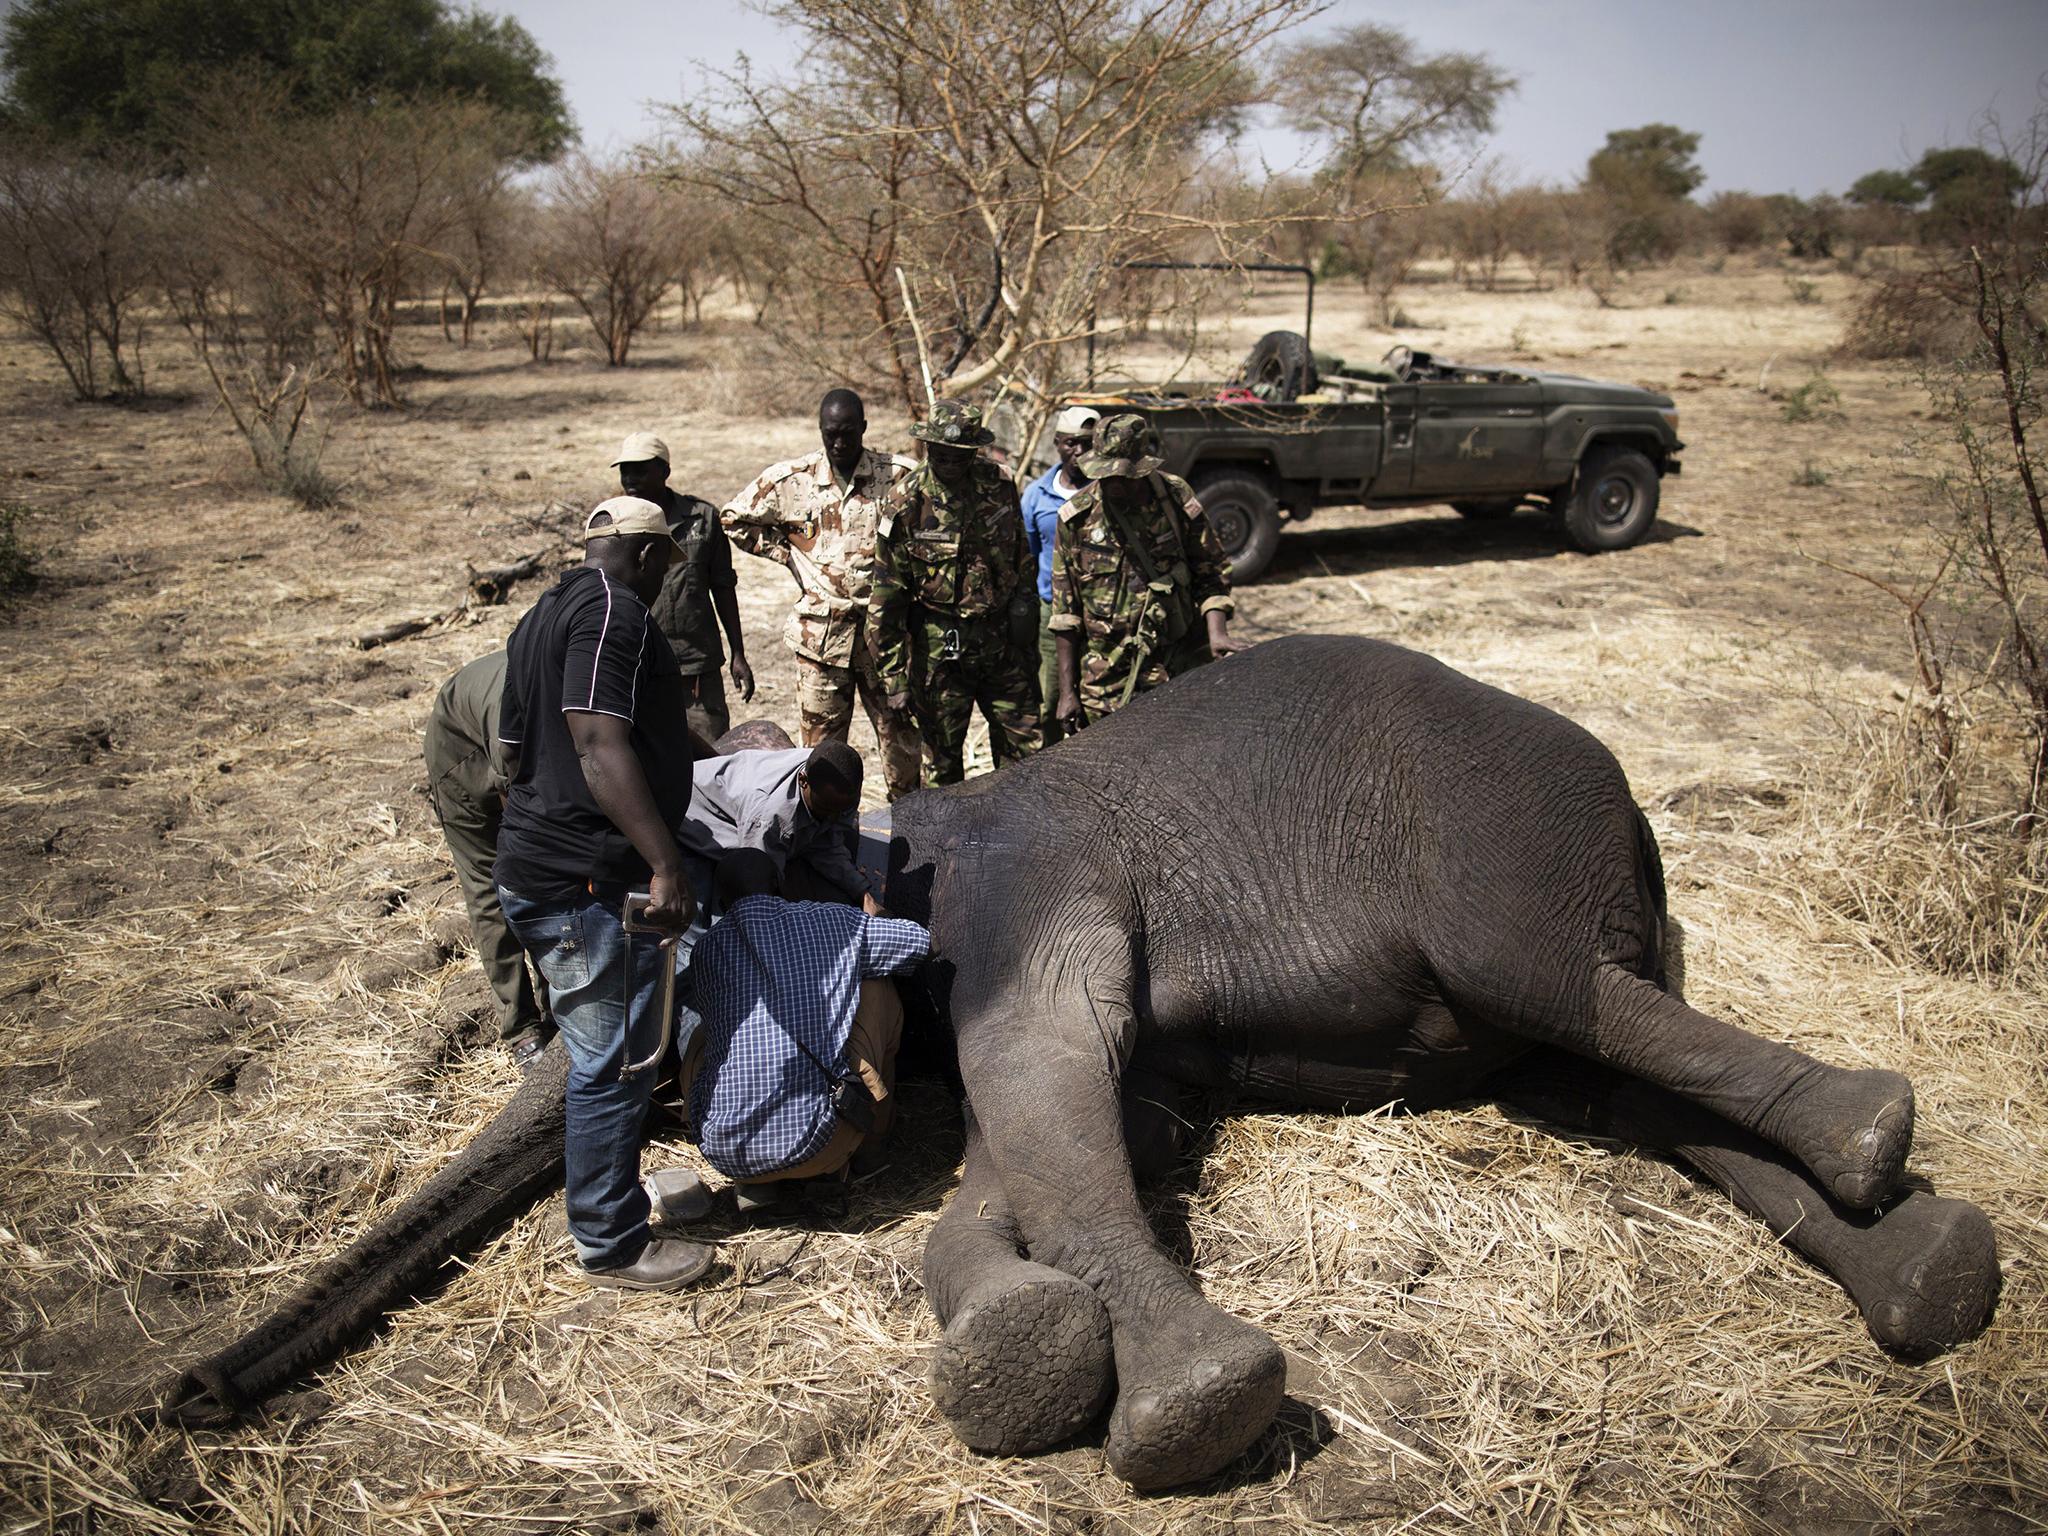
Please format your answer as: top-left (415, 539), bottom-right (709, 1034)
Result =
top-left (683, 850), bottom-right (930, 1197)
top-left (1019, 406), bottom-right (1099, 744)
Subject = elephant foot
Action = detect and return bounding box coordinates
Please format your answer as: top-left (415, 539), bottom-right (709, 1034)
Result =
top-left (1843, 1191), bottom-right (2001, 1359)
top-left (1784, 1068), bottom-right (1913, 1210)
top-left (1105, 1301), bottom-right (1287, 1491)
top-left (929, 1263), bottom-right (1113, 1455)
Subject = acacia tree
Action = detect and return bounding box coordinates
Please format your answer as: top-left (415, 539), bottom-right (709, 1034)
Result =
top-left (1583, 123), bottom-right (1704, 266)
top-left (1274, 22), bottom-right (1513, 187)
top-left (178, 83), bottom-right (511, 406)
top-left (0, 141), bottom-right (157, 398)
top-left (662, 0), bottom-right (1326, 436)
top-left (535, 152), bottom-right (689, 366)
top-left (0, 0), bottom-right (571, 163)
top-left (1273, 23), bottom-right (1513, 325)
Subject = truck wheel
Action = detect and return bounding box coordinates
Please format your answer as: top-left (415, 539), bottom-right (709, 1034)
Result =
top-left (1242, 331), bottom-right (1318, 403)
top-left (1194, 470), bottom-right (1283, 583)
top-left (1451, 498), bottom-right (1519, 520)
top-left (1563, 445), bottom-right (1659, 552)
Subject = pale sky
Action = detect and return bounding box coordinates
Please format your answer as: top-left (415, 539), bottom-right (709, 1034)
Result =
top-left (502, 0), bottom-right (2047, 197)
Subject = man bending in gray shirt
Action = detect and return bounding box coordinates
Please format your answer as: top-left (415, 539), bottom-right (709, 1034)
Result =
top-left (680, 740), bottom-right (877, 908)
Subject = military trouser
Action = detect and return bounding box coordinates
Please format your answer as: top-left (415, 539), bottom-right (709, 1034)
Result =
top-left (795, 628), bottom-right (923, 802)
top-left (680, 666), bottom-right (730, 742)
top-left (1037, 600), bottom-right (1063, 747)
top-left (1074, 629), bottom-right (1214, 726)
top-left (424, 747), bottom-right (544, 1043)
top-left (909, 615), bottom-right (1042, 786)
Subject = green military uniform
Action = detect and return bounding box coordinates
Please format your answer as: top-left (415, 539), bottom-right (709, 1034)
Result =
top-left (1050, 413), bottom-right (1235, 722)
top-left (643, 489), bottom-right (739, 740)
top-left (870, 402), bottom-right (1042, 785)
top-left (424, 650), bottom-right (545, 1043)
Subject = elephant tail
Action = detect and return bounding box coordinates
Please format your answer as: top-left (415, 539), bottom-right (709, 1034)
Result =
top-left (157, 1043), bottom-right (570, 1425)
top-left (1632, 806), bottom-right (1671, 991)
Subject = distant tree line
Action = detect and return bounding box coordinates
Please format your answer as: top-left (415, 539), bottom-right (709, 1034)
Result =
top-left (0, 0), bottom-right (2040, 504)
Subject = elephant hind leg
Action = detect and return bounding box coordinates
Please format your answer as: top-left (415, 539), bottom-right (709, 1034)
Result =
top-left (1588, 963), bottom-right (1914, 1209)
top-left (1491, 1051), bottom-right (1999, 1358)
top-left (1458, 959), bottom-right (1914, 1209)
top-left (924, 1108), bottom-right (1113, 1455)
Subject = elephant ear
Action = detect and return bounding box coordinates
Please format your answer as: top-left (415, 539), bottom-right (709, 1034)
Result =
top-left (159, 1045), bottom-right (570, 1423)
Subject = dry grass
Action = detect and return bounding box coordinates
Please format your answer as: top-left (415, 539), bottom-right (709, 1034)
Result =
top-left (2, 258), bottom-right (2045, 1532)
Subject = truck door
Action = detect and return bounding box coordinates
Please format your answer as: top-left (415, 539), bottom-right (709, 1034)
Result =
top-left (1408, 380), bottom-right (1545, 496)
top-left (1376, 386), bottom-right (1418, 496)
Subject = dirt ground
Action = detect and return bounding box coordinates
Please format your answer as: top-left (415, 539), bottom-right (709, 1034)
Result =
top-left (1, 257), bottom-right (2043, 1533)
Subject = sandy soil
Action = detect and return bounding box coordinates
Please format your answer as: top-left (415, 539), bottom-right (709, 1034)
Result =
top-left (1, 257), bottom-right (2042, 1533)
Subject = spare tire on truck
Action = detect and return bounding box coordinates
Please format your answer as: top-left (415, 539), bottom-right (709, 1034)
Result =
top-left (1242, 331), bottom-right (1318, 403)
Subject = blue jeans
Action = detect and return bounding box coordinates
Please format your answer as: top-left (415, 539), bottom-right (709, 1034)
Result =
top-left (500, 866), bottom-right (711, 1269)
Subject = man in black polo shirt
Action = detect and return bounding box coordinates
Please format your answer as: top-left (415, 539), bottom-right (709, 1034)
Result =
top-left (496, 495), bottom-right (717, 1291)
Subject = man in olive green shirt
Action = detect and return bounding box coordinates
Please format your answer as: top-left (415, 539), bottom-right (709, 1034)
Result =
top-left (614, 431), bottom-right (754, 739)
top-left (425, 649), bottom-right (549, 1060)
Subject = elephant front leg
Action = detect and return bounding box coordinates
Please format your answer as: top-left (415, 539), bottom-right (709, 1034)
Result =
top-left (924, 1107), bottom-right (1113, 1454)
top-left (959, 1021), bottom-right (1286, 1490)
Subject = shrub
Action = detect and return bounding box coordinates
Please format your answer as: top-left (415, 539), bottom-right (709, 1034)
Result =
top-left (0, 143), bottom-right (156, 400)
top-left (1792, 460), bottom-right (1829, 486)
top-left (0, 503), bottom-right (37, 599)
top-left (1785, 275), bottom-right (1819, 304)
top-left (1781, 375), bottom-right (1842, 422)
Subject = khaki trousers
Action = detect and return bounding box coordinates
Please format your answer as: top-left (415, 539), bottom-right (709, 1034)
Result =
top-left (682, 978), bottom-right (903, 1181)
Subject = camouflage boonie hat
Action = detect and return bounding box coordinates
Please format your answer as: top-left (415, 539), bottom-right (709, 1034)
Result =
top-left (1077, 413), bottom-right (1162, 479)
top-left (909, 400), bottom-right (996, 447)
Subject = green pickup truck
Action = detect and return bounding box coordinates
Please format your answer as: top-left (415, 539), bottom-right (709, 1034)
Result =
top-left (1064, 330), bottom-right (1685, 582)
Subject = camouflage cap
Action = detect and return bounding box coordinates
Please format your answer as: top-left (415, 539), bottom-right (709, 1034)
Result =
top-left (1077, 412), bottom-right (1161, 480)
top-left (909, 400), bottom-right (996, 447)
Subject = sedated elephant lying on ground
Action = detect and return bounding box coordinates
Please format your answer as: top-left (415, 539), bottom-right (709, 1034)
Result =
top-left (164, 635), bottom-right (2000, 1490)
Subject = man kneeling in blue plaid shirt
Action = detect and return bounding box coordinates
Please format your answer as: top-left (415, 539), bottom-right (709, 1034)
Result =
top-left (682, 849), bottom-right (931, 1197)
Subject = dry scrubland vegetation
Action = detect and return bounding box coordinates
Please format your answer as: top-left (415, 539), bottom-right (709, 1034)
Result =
top-left (0, 250), bottom-right (2044, 1533)
top-left (3, 2), bottom-right (2048, 1530)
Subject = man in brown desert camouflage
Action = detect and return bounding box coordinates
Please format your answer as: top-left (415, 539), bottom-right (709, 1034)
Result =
top-left (721, 389), bottom-right (922, 801)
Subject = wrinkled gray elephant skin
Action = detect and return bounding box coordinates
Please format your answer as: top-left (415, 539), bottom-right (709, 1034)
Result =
top-left (160, 636), bottom-right (2000, 1491)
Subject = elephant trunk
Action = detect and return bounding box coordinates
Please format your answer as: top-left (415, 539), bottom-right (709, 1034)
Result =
top-left (160, 1043), bottom-right (570, 1424)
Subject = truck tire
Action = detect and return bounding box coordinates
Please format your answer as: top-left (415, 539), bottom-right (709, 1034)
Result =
top-left (1193, 469), bottom-right (1283, 583)
top-left (1242, 331), bottom-right (1318, 403)
top-left (1451, 498), bottom-right (1519, 520)
top-left (1563, 444), bottom-right (1659, 552)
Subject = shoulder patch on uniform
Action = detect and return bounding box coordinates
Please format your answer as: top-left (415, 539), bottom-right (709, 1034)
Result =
top-left (888, 453), bottom-right (918, 473)
top-left (1058, 489), bottom-right (1096, 523)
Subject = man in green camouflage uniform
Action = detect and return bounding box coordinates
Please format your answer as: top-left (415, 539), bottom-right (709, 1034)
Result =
top-left (1050, 412), bottom-right (1244, 729)
top-left (870, 401), bottom-right (1042, 786)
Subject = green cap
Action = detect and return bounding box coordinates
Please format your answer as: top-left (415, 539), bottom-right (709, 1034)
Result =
top-left (909, 400), bottom-right (996, 447)
top-left (1076, 412), bottom-right (1161, 480)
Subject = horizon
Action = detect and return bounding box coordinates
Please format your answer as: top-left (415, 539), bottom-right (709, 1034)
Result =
top-left (493, 0), bottom-right (2045, 199)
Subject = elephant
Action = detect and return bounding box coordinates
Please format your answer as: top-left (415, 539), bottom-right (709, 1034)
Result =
top-left (161, 635), bottom-right (2000, 1491)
